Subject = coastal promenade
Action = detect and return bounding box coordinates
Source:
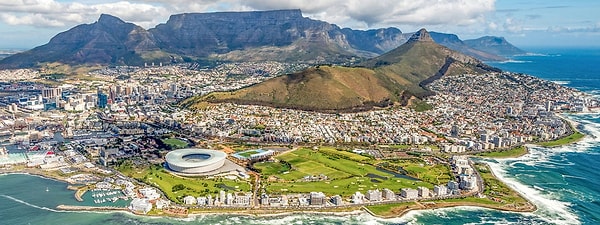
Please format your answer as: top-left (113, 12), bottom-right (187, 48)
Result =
top-left (56, 205), bottom-right (127, 211)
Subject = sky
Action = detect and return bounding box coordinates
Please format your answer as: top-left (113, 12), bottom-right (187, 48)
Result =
top-left (0, 0), bottom-right (599, 50)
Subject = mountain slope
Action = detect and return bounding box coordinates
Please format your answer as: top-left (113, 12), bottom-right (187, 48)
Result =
top-left (0, 14), bottom-right (170, 68)
top-left (430, 32), bottom-right (506, 61)
top-left (464, 36), bottom-right (526, 56)
top-left (183, 29), bottom-right (499, 112)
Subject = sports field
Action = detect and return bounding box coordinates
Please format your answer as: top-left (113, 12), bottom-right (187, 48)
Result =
top-left (162, 138), bottom-right (189, 149)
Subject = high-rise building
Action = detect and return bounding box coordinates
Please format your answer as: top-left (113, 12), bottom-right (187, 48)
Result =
top-left (493, 136), bottom-right (503, 148)
top-left (434, 185), bottom-right (448, 196)
top-left (417, 186), bottom-right (430, 198)
top-left (97, 91), bottom-right (108, 108)
top-left (42, 87), bottom-right (62, 99)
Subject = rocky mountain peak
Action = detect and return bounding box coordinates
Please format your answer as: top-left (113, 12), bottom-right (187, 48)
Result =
top-left (97, 14), bottom-right (126, 25)
top-left (408, 28), bottom-right (433, 43)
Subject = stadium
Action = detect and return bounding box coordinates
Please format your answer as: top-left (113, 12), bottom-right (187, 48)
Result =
top-left (165, 149), bottom-right (227, 174)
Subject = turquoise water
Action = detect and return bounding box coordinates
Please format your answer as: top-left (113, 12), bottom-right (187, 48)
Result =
top-left (2, 47), bottom-right (600, 224)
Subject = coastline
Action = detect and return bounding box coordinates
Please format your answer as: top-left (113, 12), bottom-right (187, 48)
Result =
top-left (535, 113), bottom-right (586, 147)
top-left (0, 168), bottom-right (538, 221)
top-left (2, 114), bottom-right (589, 221)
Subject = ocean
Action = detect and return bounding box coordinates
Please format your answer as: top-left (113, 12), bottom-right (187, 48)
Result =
top-left (1, 47), bottom-right (600, 225)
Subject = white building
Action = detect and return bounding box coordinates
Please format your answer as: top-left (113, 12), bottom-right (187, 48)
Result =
top-left (401, 188), bottom-right (419, 199)
top-left (366, 189), bottom-right (382, 202)
top-left (434, 185), bottom-right (448, 196)
top-left (417, 186), bottom-right (430, 198)
top-left (383, 188), bottom-right (396, 200)
top-left (139, 187), bottom-right (161, 200)
top-left (183, 195), bottom-right (197, 205)
top-left (129, 198), bottom-right (152, 214)
top-left (351, 191), bottom-right (365, 204)
top-left (310, 192), bottom-right (326, 205)
top-left (155, 199), bottom-right (170, 210)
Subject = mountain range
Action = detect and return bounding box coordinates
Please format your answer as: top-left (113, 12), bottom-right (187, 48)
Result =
top-left (181, 29), bottom-right (500, 112)
top-left (0, 9), bottom-right (524, 69)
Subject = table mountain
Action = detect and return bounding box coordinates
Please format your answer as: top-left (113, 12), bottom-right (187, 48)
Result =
top-left (0, 10), bottom-right (521, 69)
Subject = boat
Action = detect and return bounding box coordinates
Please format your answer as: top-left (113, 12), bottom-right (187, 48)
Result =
top-left (46, 187), bottom-right (49, 192)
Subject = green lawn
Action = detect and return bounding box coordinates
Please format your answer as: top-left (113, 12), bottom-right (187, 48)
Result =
top-left (162, 138), bottom-right (189, 149)
top-left (264, 148), bottom-right (432, 197)
top-left (253, 161), bottom-right (290, 175)
top-left (381, 159), bottom-right (453, 185)
top-left (476, 146), bottom-right (528, 158)
top-left (475, 163), bottom-right (529, 205)
top-left (117, 163), bottom-right (250, 204)
top-left (537, 132), bottom-right (584, 147)
top-left (238, 150), bottom-right (260, 158)
top-left (265, 175), bottom-right (427, 197)
top-left (366, 202), bottom-right (419, 217)
top-left (318, 147), bottom-right (372, 162)
top-left (433, 196), bottom-right (502, 206)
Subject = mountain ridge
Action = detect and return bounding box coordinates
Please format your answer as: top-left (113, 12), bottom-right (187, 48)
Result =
top-left (0, 10), bottom-right (524, 68)
top-left (183, 29), bottom-right (499, 112)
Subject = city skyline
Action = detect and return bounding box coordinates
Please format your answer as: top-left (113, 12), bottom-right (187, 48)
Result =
top-left (0, 0), bottom-right (599, 49)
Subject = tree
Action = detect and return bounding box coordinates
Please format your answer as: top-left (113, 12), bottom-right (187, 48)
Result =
top-left (172, 184), bottom-right (186, 192)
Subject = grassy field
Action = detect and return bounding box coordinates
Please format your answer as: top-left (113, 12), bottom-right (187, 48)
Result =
top-left (537, 131), bottom-right (584, 147)
top-left (476, 146), bottom-right (528, 158)
top-left (162, 138), bottom-right (189, 149)
top-left (474, 163), bottom-right (530, 206)
top-left (238, 150), bottom-right (261, 158)
top-left (365, 202), bottom-right (419, 217)
top-left (263, 148), bottom-right (432, 197)
top-left (117, 162), bottom-right (250, 204)
top-left (318, 147), bottom-right (372, 162)
top-left (253, 161), bottom-right (291, 175)
top-left (380, 158), bottom-right (452, 185)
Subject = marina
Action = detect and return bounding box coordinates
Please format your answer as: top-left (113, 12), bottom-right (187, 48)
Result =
top-left (88, 189), bottom-right (129, 205)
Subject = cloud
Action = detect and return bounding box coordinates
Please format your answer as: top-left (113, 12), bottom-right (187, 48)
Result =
top-left (503, 18), bottom-right (523, 33)
top-left (0, 0), bottom-right (496, 29)
top-left (0, 0), bottom-right (169, 28)
top-left (546, 22), bottom-right (600, 33)
top-left (243, 0), bottom-right (495, 27)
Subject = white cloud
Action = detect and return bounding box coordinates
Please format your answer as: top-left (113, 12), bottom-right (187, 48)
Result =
top-left (242, 0), bottom-right (495, 28)
top-left (0, 13), bottom-right (65, 27)
top-left (502, 17), bottom-right (523, 33)
top-left (0, 0), bottom-right (496, 30)
top-left (0, 0), bottom-right (169, 28)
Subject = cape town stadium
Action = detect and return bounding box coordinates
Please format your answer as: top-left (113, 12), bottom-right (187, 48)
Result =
top-left (165, 149), bottom-right (227, 174)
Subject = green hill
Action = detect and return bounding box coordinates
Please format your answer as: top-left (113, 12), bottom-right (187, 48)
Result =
top-left (182, 29), bottom-right (499, 112)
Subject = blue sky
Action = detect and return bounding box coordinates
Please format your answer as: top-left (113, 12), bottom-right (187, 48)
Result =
top-left (0, 0), bottom-right (598, 50)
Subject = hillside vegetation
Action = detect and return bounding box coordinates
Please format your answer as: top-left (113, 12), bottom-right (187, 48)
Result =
top-left (183, 29), bottom-right (499, 112)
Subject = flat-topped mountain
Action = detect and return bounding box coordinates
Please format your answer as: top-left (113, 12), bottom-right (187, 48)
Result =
top-left (0, 10), bottom-right (522, 68)
top-left (182, 29), bottom-right (499, 112)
